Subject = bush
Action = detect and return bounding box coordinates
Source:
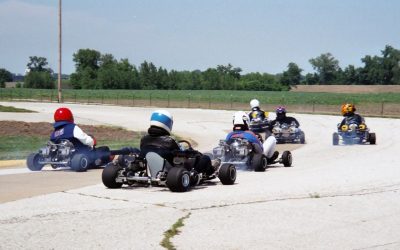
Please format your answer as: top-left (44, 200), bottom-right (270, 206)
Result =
top-left (24, 71), bottom-right (54, 89)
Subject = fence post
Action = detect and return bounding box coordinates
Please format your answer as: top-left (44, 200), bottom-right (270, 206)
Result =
top-left (149, 93), bottom-right (152, 106)
top-left (230, 95), bottom-right (233, 109)
top-left (380, 100), bottom-right (385, 116)
top-left (188, 93), bottom-right (191, 108)
top-left (208, 96), bottom-right (211, 109)
top-left (131, 94), bottom-right (134, 106)
top-left (51, 91), bottom-right (53, 102)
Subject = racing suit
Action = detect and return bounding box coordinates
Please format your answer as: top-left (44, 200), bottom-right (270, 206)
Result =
top-left (248, 107), bottom-right (267, 122)
top-left (140, 126), bottom-right (214, 174)
top-left (226, 130), bottom-right (277, 159)
top-left (140, 126), bottom-right (180, 165)
top-left (339, 114), bottom-right (365, 128)
top-left (50, 121), bottom-right (94, 151)
top-left (270, 116), bottom-right (300, 128)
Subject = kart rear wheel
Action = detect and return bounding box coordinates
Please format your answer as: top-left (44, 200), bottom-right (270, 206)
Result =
top-left (252, 154), bottom-right (267, 172)
top-left (282, 151), bottom-right (292, 167)
top-left (218, 164), bottom-right (236, 185)
top-left (70, 153), bottom-right (89, 172)
top-left (332, 132), bottom-right (339, 146)
top-left (299, 131), bottom-right (306, 144)
top-left (369, 133), bottom-right (376, 145)
top-left (167, 167), bottom-right (191, 192)
top-left (26, 153), bottom-right (44, 171)
top-left (102, 163), bottom-right (123, 188)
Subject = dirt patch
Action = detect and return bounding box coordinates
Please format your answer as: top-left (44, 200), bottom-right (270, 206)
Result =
top-left (0, 121), bottom-right (139, 140)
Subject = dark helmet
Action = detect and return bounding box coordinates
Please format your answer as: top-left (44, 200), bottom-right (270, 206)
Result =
top-left (276, 106), bottom-right (286, 119)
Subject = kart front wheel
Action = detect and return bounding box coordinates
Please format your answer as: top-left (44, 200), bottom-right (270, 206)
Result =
top-left (167, 167), bottom-right (191, 192)
top-left (70, 153), bottom-right (89, 172)
top-left (102, 163), bottom-right (123, 188)
top-left (282, 151), bottom-right (292, 167)
top-left (27, 153), bottom-right (44, 171)
top-left (332, 132), bottom-right (339, 146)
top-left (369, 133), bottom-right (376, 145)
top-left (218, 164), bottom-right (236, 185)
top-left (252, 154), bottom-right (268, 172)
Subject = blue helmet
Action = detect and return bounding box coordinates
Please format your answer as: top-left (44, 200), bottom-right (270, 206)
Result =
top-left (150, 110), bottom-right (173, 133)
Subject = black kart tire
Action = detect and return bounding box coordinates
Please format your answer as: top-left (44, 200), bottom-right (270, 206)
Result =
top-left (102, 163), bottom-right (123, 188)
top-left (282, 151), bottom-right (292, 167)
top-left (252, 154), bottom-right (267, 172)
top-left (299, 131), bottom-right (306, 144)
top-left (332, 132), bottom-right (339, 146)
top-left (26, 153), bottom-right (44, 171)
top-left (166, 167), bottom-right (191, 192)
top-left (70, 153), bottom-right (89, 172)
top-left (218, 164), bottom-right (236, 185)
top-left (369, 133), bottom-right (376, 145)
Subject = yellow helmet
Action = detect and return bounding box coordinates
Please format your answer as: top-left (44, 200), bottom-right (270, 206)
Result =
top-left (341, 103), bottom-right (356, 116)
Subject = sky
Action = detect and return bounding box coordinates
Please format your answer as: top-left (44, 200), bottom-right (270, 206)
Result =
top-left (1, 0), bottom-right (399, 75)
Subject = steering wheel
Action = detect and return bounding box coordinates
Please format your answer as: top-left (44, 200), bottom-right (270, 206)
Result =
top-left (177, 140), bottom-right (193, 151)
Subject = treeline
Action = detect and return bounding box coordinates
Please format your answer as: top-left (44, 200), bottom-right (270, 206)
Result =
top-left (69, 49), bottom-right (286, 91)
top-left (1, 45), bottom-right (399, 90)
top-left (305, 45), bottom-right (400, 85)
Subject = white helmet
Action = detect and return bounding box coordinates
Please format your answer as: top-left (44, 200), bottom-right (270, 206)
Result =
top-left (150, 110), bottom-right (173, 133)
top-left (250, 99), bottom-right (260, 109)
top-left (233, 111), bottom-right (250, 126)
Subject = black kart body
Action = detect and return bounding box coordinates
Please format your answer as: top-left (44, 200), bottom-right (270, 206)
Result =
top-left (102, 141), bottom-right (236, 192)
top-left (272, 122), bottom-right (305, 144)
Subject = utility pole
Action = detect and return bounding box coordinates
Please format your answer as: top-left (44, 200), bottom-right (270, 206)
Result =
top-left (58, 0), bottom-right (62, 102)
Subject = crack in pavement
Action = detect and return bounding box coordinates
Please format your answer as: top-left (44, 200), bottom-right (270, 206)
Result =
top-left (188, 186), bottom-right (400, 211)
top-left (61, 191), bottom-right (130, 202)
top-left (353, 241), bottom-right (400, 250)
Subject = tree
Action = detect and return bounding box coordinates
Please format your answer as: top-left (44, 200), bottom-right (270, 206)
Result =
top-left (73, 49), bottom-right (101, 72)
top-left (71, 49), bottom-right (101, 88)
top-left (0, 68), bottom-right (13, 88)
top-left (24, 56), bottom-right (54, 88)
top-left (309, 53), bottom-right (340, 84)
top-left (27, 56), bottom-right (51, 72)
top-left (280, 62), bottom-right (302, 87)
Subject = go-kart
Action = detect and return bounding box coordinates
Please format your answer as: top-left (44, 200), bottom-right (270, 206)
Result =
top-left (102, 140), bottom-right (236, 192)
top-left (272, 121), bottom-right (305, 144)
top-left (249, 118), bottom-right (270, 134)
top-left (212, 137), bottom-right (292, 172)
top-left (26, 139), bottom-right (130, 172)
top-left (333, 123), bottom-right (376, 145)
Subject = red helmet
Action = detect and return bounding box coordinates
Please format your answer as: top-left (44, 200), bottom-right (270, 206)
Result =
top-left (54, 107), bottom-right (74, 122)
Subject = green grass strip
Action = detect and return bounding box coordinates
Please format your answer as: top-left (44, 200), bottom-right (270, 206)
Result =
top-left (160, 212), bottom-right (191, 250)
top-left (0, 105), bottom-right (36, 113)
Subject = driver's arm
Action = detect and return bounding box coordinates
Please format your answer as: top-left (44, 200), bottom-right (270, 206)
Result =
top-left (73, 125), bottom-right (95, 147)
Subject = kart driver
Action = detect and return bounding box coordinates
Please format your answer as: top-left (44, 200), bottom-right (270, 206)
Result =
top-left (269, 106), bottom-right (300, 128)
top-left (226, 111), bottom-right (279, 163)
top-left (338, 103), bottom-right (366, 130)
top-left (248, 99), bottom-right (269, 122)
top-left (51, 107), bottom-right (96, 150)
top-left (140, 110), bottom-right (215, 175)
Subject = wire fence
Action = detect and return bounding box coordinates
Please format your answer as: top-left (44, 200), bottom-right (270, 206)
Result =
top-left (0, 88), bottom-right (399, 117)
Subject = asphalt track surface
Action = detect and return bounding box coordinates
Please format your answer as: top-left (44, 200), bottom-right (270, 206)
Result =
top-left (1, 102), bottom-right (400, 249)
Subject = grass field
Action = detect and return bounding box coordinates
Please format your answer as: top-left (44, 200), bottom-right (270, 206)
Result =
top-left (1, 88), bottom-right (400, 105)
